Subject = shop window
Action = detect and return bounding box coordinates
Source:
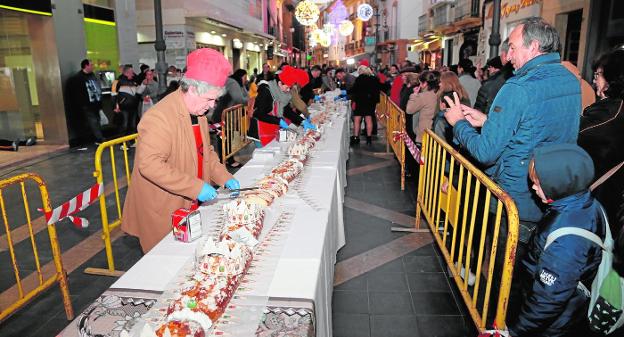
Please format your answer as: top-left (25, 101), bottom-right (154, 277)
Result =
top-left (83, 4), bottom-right (118, 88)
top-left (0, 10), bottom-right (42, 139)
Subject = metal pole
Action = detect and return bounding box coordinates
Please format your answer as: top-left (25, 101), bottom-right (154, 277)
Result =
top-left (489, 0), bottom-right (501, 58)
top-left (154, 0), bottom-right (167, 95)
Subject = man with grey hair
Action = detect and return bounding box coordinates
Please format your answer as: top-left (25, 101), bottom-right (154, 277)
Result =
top-left (443, 17), bottom-right (581, 328)
top-left (122, 48), bottom-right (240, 252)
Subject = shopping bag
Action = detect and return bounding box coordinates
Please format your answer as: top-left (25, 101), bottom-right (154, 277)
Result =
top-left (99, 109), bottom-right (109, 126)
top-left (140, 95), bottom-right (154, 118)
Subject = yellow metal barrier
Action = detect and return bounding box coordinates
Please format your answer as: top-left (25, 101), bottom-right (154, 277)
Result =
top-left (0, 173), bottom-right (74, 321)
top-left (415, 130), bottom-right (519, 332)
top-left (376, 93), bottom-right (406, 190)
top-left (220, 104), bottom-right (251, 164)
top-left (383, 94), bottom-right (406, 191)
top-left (84, 134), bottom-right (137, 277)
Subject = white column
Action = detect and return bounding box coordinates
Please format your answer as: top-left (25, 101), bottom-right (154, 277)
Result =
top-left (115, 0), bottom-right (139, 68)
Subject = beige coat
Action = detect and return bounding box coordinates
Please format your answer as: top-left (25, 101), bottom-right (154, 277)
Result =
top-left (122, 89), bottom-right (233, 252)
top-left (406, 90), bottom-right (439, 143)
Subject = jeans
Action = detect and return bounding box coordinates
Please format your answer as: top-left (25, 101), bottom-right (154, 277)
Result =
top-left (118, 107), bottom-right (138, 136)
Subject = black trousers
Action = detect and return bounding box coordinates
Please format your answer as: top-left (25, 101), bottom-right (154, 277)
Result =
top-left (82, 105), bottom-right (104, 142)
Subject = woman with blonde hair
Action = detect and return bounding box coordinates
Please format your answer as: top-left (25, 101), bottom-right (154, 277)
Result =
top-left (350, 65), bottom-right (380, 145)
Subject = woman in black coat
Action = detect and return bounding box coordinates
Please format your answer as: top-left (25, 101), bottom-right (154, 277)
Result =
top-left (578, 49), bottom-right (624, 236)
top-left (350, 65), bottom-right (380, 145)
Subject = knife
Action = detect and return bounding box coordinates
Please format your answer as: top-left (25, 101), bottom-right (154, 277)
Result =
top-left (218, 187), bottom-right (259, 194)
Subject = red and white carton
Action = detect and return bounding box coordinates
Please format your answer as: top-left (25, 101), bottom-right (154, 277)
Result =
top-left (171, 207), bottom-right (203, 242)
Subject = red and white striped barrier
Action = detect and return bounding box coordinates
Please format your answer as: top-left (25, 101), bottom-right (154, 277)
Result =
top-left (42, 183), bottom-right (103, 228)
top-left (393, 131), bottom-right (425, 165)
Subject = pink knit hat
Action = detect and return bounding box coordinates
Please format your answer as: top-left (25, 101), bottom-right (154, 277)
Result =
top-left (185, 48), bottom-right (232, 86)
top-left (278, 66), bottom-right (299, 87)
top-left (295, 68), bottom-right (310, 87)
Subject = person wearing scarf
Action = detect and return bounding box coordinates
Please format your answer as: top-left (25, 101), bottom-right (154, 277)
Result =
top-left (248, 66), bottom-right (316, 146)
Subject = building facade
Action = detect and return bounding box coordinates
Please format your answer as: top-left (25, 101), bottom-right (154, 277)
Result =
top-left (0, 0), bottom-right (125, 146)
top-left (135, 0), bottom-right (274, 75)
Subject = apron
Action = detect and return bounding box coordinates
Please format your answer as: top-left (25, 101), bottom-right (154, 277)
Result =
top-left (256, 101), bottom-right (291, 147)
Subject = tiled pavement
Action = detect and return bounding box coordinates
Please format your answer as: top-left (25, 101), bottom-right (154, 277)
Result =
top-left (333, 139), bottom-right (475, 337)
top-left (0, 135), bottom-right (476, 336)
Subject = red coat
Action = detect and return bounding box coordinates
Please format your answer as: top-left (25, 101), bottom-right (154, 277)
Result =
top-left (390, 76), bottom-right (404, 105)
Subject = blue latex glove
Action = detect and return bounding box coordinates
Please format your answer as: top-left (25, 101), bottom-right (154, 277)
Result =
top-left (340, 90), bottom-right (347, 96)
top-left (224, 178), bottom-right (241, 197)
top-left (197, 183), bottom-right (217, 202)
top-left (303, 119), bottom-right (317, 131)
top-left (279, 119), bottom-right (289, 129)
top-left (313, 95), bottom-right (321, 102)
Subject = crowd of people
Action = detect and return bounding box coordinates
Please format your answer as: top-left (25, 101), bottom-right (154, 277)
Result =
top-left (358, 16), bottom-right (623, 337)
top-left (62, 15), bottom-right (624, 335)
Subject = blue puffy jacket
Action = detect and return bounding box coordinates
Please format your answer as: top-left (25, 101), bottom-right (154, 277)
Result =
top-left (454, 53), bottom-right (581, 227)
top-left (509, 144), bottom-right (604, 337)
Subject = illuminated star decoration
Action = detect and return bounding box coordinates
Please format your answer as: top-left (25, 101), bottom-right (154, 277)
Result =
top-left (295, 0), bottom-right (320, 26)
top-left (357, 3), bottom-right (374, 22)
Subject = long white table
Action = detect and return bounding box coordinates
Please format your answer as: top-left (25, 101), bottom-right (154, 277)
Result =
top-left (110, 108), bottom-right (350, 337)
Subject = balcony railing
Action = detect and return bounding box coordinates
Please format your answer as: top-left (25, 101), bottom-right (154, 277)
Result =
top-left (345, 40), bottom-right (364, 56)
top-left (432, 2), bottom-right (453, 28)
top-left (418, 14), bottom-right (429, 35)
top-left (455, 0), bottom-right (480, 21)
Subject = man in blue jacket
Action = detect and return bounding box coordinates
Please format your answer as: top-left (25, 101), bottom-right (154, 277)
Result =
top-left (508, 144), bottom-right (604, 337)
top-left (444, 16), bottom-right (581, 312)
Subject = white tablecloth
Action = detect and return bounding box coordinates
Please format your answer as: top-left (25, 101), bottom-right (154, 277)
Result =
top-left (112, 112), bottom-right (350, 337)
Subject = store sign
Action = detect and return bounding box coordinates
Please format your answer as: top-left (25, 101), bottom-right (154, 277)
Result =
top-left (357, 4), bottom-right (373, 22)
top-left (486, 0), bottom-right (541, 19)
top-left (502, 0), bottom-right (541, 18)
top-left (165, 30), bottom-right (186, 49)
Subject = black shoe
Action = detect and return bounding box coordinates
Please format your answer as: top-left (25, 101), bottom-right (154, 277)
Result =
top-left (12, 140), bottom-right (19, 151)
top-left (350, 136), bottom-right (360, 146)
top-left (366, 136), bottom-right (372, 145)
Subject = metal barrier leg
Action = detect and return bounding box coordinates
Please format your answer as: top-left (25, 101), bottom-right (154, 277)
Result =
top-left (393, 134), bottom-right (428, 233)
top-left (48, 224), bottom-right (75, 320)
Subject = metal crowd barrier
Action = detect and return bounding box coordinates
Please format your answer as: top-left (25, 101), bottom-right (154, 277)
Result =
top-left (415, 130), bottom-right (519, 332)
top-left (376, 93), bottom-right (407, 190)
top-left (220, 104), bottom-right (251, 165)
top-left (382, 93), bottom-right (407, 191)
top-left (84, 134), bottom-right (137, 277)
top-left (376, 92), bottom-right (388, 132)
top-left (0, 173), bottom-right (74, 321)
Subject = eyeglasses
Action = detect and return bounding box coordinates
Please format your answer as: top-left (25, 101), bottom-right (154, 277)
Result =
top-left (593, 71), bottom-right (604, 78)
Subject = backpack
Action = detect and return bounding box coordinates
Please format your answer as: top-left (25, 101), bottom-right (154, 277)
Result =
top-left (544, 206), bottom-right (624, 335)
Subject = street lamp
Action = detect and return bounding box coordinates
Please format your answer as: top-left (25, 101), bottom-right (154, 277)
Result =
top-left (154, 0), bottom-right (167, 95)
